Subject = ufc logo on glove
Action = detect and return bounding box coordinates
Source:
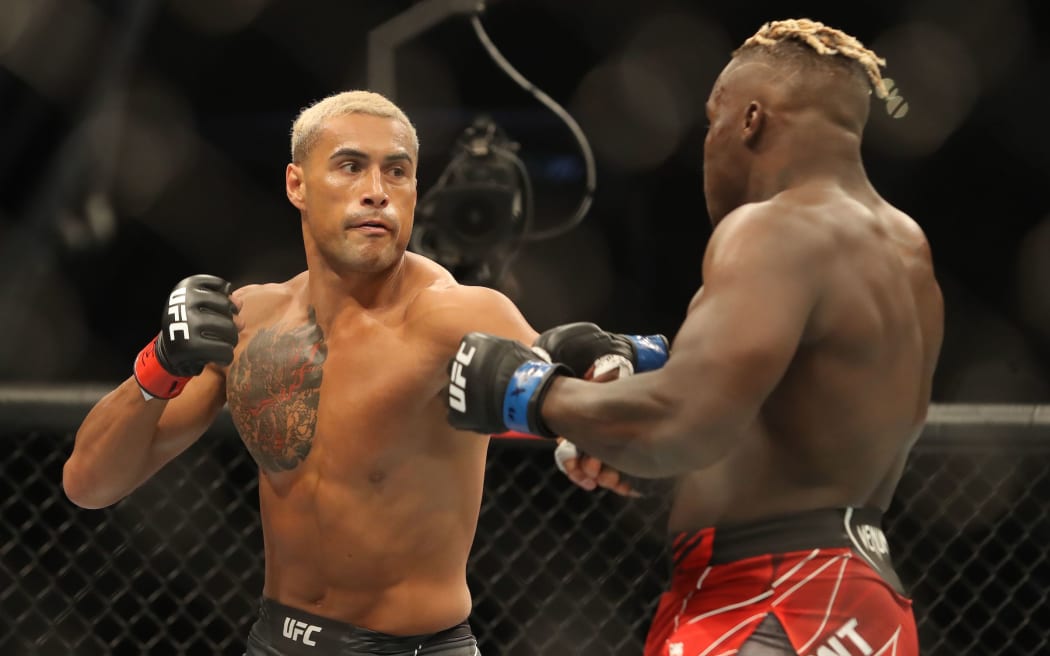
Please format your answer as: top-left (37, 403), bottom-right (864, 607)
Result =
top-left (448, 342), bottom-right (476, 412)
top-left (166, 287), bottom-right (190, 341)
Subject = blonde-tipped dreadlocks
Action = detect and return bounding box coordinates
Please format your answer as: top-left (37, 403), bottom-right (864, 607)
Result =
top-left (735, 19), bottom-right (889, 99)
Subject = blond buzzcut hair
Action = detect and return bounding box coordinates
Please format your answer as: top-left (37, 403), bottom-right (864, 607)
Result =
top-left (734, 19), bottom-right (889, 99)
top-left (290, 90), bottom-right (419, 163)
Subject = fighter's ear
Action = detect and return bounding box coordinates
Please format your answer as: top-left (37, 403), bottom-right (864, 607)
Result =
top-left (286, 162), bottom-right (306, 210)
top-left (743, 101), bottom-right (765, 148)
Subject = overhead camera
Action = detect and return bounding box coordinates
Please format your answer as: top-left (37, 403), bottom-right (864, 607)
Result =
top-left (411, 116), bottom-right (531, 287)
top-left (377, 2), bottom-right (597, 289)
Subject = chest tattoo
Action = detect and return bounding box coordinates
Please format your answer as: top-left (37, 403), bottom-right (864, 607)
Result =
top-left (228, 307), bottom-right (327, 471)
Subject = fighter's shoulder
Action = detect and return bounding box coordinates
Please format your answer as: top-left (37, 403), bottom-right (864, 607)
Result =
top-left (401, 253), bottom-right (534, 340)
top-left (711, 200), bottom-right (832, 261)
top-left (883, 206), bottom-right (933, 258)
top-left (409, 278), bottom-right (522, 324)
top-left (231, 273), bottom-right (305, 319)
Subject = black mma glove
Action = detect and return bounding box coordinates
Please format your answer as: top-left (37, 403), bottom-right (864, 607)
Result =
top-left (447, 332), bottom-right (571, 438)
top-left (533, 322), bottom-right (669, 378)
top-left (133, 274), bottom-right (239, 400)
top-left (535, 323), bottom-right (668, 486)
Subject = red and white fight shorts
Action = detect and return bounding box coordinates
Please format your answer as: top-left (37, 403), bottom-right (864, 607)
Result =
top-left (644, 507), bottom-right (919, 656)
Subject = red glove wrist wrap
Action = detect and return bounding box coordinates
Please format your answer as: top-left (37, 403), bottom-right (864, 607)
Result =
top-left (133, 337), bottom-right (191, 400)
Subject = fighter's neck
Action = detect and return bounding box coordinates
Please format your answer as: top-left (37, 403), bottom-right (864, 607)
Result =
top-left (305, 256), bottom-right (409, 326)
top-left (745, 131), bottom-right (870, 203)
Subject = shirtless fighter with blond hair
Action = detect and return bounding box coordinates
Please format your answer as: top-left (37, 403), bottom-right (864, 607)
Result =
top-left (65, 90), bottom-right (541, 655)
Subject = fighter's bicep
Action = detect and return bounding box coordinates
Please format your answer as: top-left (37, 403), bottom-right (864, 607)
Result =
top-left (668, 226), bottom-right (819, 406)
top-left (669, 278), bottom-right (809, 402)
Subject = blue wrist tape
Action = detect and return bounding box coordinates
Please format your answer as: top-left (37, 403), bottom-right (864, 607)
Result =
top-left (502, 361), bottom-right (554, 435)
top-left (626, 335), bottom-right (669, 372)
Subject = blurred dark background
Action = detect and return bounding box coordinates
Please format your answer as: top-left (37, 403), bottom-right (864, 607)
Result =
top-left (1, 0), bottom-right (1048, 402)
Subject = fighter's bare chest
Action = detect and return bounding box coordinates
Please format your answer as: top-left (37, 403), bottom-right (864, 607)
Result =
top-left (225, 310), bottom-right (437, 472)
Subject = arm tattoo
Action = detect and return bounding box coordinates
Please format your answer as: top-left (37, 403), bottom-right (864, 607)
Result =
top-left (228, 307), bottom-right (327, 471)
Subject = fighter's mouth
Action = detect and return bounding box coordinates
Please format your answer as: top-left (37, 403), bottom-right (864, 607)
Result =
top-left (346, 218), bottom-right (392, 232)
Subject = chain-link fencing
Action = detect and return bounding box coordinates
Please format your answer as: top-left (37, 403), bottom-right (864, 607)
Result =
top-left (2, 398), bottom-right (1048, 655)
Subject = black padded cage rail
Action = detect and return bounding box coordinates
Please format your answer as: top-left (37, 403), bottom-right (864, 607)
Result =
top-left (2, 385), bottom-right (1048, 655)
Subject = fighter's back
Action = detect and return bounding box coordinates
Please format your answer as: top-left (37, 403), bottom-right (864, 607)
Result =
top-left (669, 183), bottom-right (944, 530)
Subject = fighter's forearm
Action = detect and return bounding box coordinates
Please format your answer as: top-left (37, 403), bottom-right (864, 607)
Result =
top-left (63, 377), bottom-right (167, 508)
top-left (541, 373), bottom-right (729, 478)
